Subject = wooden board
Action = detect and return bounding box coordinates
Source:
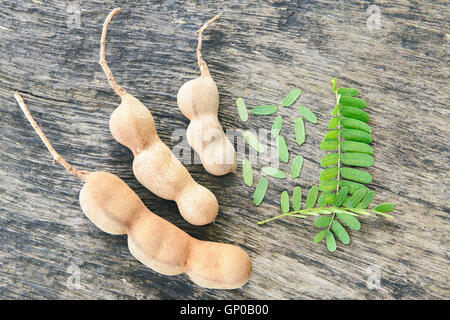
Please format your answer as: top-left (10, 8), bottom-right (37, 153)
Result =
top-left (0, 0), bottom-right (448, 299)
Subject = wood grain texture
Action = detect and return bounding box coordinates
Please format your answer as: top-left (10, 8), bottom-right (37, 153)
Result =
top-left (0, 0), bottom-right (448, 299)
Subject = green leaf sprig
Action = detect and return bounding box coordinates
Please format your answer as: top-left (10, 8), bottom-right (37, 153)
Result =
top-left (257, 78), bottom-right (395, 252)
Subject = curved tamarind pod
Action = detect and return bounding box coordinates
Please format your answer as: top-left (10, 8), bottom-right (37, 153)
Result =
top-left (99, 8), bottom-right (218, 226)
top-left (15, 93), bottom-right (252, 289)
top-left (177, 15), bottom-right (237, 176)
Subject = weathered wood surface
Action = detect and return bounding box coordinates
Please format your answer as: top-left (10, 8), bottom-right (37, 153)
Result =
top-left (0, 0), bottom-right (448, 300)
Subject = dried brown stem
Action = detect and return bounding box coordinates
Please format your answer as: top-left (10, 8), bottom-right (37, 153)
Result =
top-left (14, 92), bottom-right (90, 181)
top-left (197, 14), bottom-right (220, 77)
top-left (99, 7), bottom-right (127, 97)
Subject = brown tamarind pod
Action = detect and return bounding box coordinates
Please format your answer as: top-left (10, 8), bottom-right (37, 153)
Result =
top-left (177, 15), bottom-right (237, 176)
top-left (14, 92), bottom-right (252, 289)
top-left (99, 8), bottom-right (218, 226)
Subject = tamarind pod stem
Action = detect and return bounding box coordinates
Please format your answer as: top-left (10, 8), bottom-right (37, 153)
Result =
top-left (14, 92), bottom-right (90, 180)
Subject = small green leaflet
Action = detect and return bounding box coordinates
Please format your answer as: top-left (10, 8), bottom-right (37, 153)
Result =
top-left (253, 177), bottom-right (269, 206)
top-left (262, 167), bottom-right (286, 179)
top-left (282, 88), bottom-right (302, 107)
top-left (339, 96), bottom-right (367, 109)
top-left (242, 159), bottom-right (253, 187)
top-left (319, 179), bottom-right (339, 191)
top-left (331, 220), bottom-right (350, 244)
top-left (243, 131), bottom-right (265, 153)
top-left (326, 231), bottom-right (337, 252)
top-left (320, 138), bottom-right (339, 151)
top-left (235, 97), bottom-right (248, 122)
top-left (357, 191), bottom-right (376, 209)
top-left (336, 212), bottom-right (361, 230)
top-left (298, 106), bottom-right (318, 123)
top-left (328, 116), bottom-right (340, 129)
top-left (280, 191), bottom-right (290, 213)
top-left (321, 153), bottom-right (339, 166)
top-left (341, 152), bottom-right (374, 167)
top-left (341, 141), bottom-right (373, 155)
top-left (340, 167), bottom-right (373, 184)
top-left (341, 106), bottom-right (370, 123)
top-left (334, 186), bottom-right (349, 207)
top-left (319, 166), bottom-right (339, 181)
top-left (271, 115), bottom-right (283, 137)
top-left (342, 129), bottom-right (373, 144)
top-left (332, 77), bottom-right (337, 92)
top-left (347, 188), bottom-right (368, 208)
top-left (295, 117), bottom-right (305, 145)
top-left (252, 105), bottom-right (278, 115)
top-left (306, 186), bottom-right (319, 209)
top-left (277, 135), bottom-right (289, 163)
top-left (314, 229), bottom-right (328, 244)
top-left (374, 203), bottom-right (395, 213)
top-left (291, 155), bottom-right (304, 178)
top-left (337, 88), bottom-right (359, 97)
top-left (315, 216), bottom-right (332, 227)
top-left (325, 129), bottom-right (340, 139)
top-left (292, 186), bottom-right (302, 211)
top-left (341, 117), bottom-right (372, 134)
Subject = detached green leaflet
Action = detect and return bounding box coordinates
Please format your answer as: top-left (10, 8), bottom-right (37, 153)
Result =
top-left (252, 105), bottom-right (278, 115)
top-left (243, 131), bottom-right (265, 153)
top-left (242, 159), bottom-right (253, 187)
top-left (282, 88), bottom-right (302, 107)
top-left (253, 177), bottom-right (269, 206)
top-left (235, 97), bottom-right (248, 122)
top-left (298, 106), bottom-right (318, 123)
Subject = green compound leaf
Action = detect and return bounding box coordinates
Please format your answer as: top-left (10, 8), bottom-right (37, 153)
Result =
top-left (306, 186), bottom-right (319, 209)
top-left (243, 130), bottom-right (265, 153)
top-left (339, 96), bottom-right (367, 109)
top-left (331, 220), bottom-right (351, 244)
top-left (282, 88), bottom-right (302, 107)
top-left (252, 105), bottom-right (278, 115)
top-left (341, 117), bottom-right (372, 134)
top-left (280, 191), bottom-right (290, 213)
top-left (320, 138), bottom-right (339, 150)
top-left (340, 180), bottom-right (369, 195)
top-left (253, 177), bottom-right (269, 206)
top-left (325, 129), bottom-right (340, 139)
top-left (340, 167), bottom-right (373, 184)
top-left (326, 231), bottom-right (337, 252)
top-left (341, 152), bottom-right (374, 167)
top-left (314, 229), bottom-right (328, 244)
top-left (262, 167), bottom-right (286, 179)
top-left (336, 212), bottom-right (361, 230)
top-left (242, 159), bottom-right (253, 187)
top-left (337, 88), bottom-right (359, 97)
top-left (321, 153), bottom-right (339, 166)
top-left (298, 106), bottom-right (318, 124)
top-left (292, 186), bottom-right (302, 211)
top-left (271, 115), bottom-right (283, 137)
top-left (347, 188), bottom-right (368, 208)
top-left (357, 191), bottom-right (376, 209)
top-left (315, 216), bottom-right (332, 227)
top-left (342, 129), bottom-right (373, 144)
top-left (277, 135), bottom-right (289, 163)
top-left (374, 203), bottom-right (395, 213)
top-left (341, 141), bottom-right (374, 155)
top-left (235, 97), bottom-right (248, 122)
top-left (341, 106), bottom-right (370, 123)
top-left (334, 186), bottom-right (349, 207)
top-left (319, 179), bottom-right (339, 192)
top-left (328, 116), bottom-right (340, 129)
top-left (291, 155), bottom-right (304, 179)
top-left (295, 117), bottom-right (305, 145)
top-left (320, 167), bottom-right (339, 181)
